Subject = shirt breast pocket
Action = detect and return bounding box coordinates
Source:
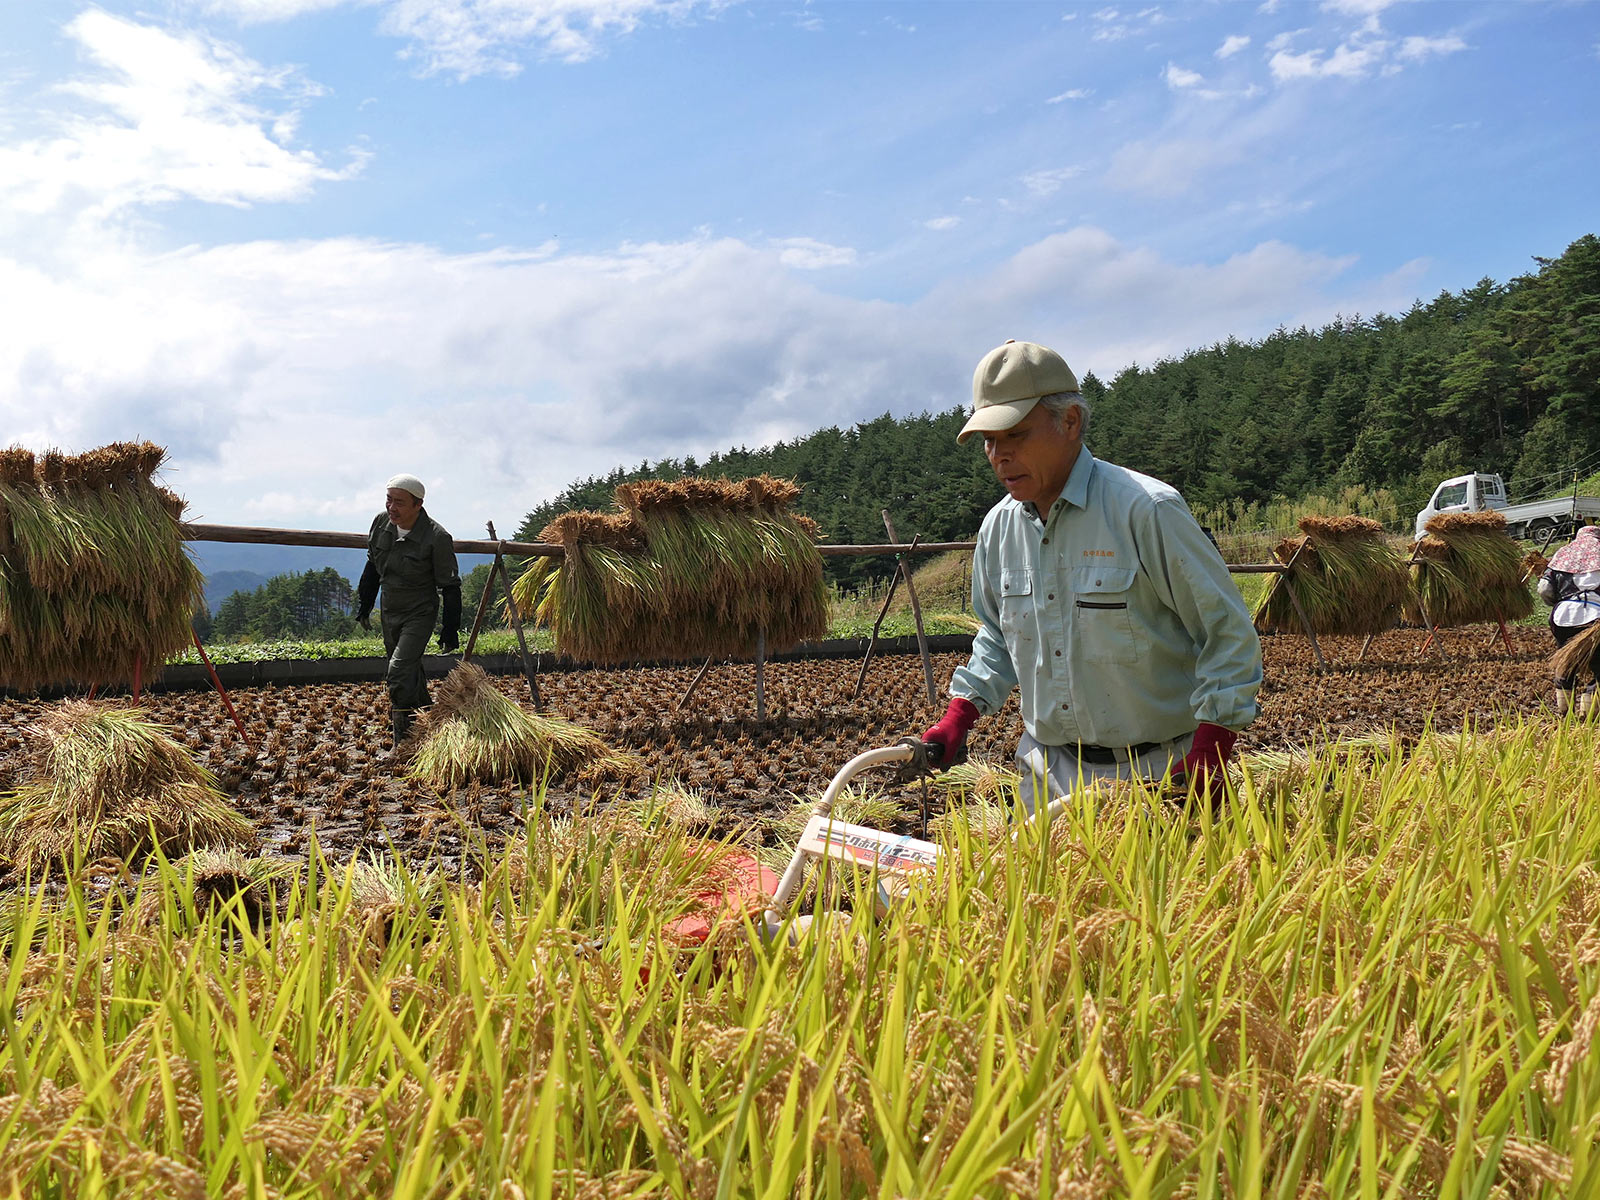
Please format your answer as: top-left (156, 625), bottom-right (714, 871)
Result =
top-left (1072, 565), bottom-right (1140, 664)
top-left (998, 567), bottom-right (1036, 641)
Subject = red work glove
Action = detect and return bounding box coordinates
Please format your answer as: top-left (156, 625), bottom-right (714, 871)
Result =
top-left (1173, 722), bottom-right (1238, 805)
top-left (922, 697), bottom-right (979, 768)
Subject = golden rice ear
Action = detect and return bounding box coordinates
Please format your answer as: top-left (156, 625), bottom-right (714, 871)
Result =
top-left (0, 446), bottom-right (37, 487)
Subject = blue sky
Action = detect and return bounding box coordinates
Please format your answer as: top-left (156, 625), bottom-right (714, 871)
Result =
top-left (1, 0), bottom-right (1597, 540)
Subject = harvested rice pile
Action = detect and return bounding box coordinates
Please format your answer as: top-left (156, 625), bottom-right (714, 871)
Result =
top-left (1405, 511), bottom-right (1535, 627)
top-left (1552, 621), bottom-right (1600, 684)
top-left (511, 475), bottom-right (828, 664)
top-left (1254, 515), bottom-right (1411, 636)
top-left (405, 662), bottom-right (641, 789)
top-left (0, 442), bottom-right (204, 691)
top-left (0, 702), bottom-right (254, 874)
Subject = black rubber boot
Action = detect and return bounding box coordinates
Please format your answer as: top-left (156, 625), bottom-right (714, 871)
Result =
top-left (391, 707), bottom-right (414, 748)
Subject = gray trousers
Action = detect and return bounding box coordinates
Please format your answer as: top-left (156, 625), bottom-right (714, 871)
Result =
top-left (381, 600), bottom-right (436, 711)
top-left (1015, 730), bottom-right (1195, 817)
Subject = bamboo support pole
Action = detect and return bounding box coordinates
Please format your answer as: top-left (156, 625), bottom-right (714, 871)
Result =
top-left (1276, 540), bottom-right (1328, 672)
top-left (882, 511), bottom-right (937, 706)
top-left (460, 566), bottom-right (497, 663)
top-left (853, 541), bottom-right (912, 699)
top-left (676, 656), bottom-right (715, 712)
top-left (754, 627), bottom-right (766, 723)
top-left (192, 630), bottom-right (248, 744)
top-left (487, 522), bottom-right (540, 710)
top-left (180, 520), bottom-right (1290, 571)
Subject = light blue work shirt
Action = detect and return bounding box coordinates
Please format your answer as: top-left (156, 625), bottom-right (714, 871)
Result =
top-left (951, 445), bottom-right (1262, 748)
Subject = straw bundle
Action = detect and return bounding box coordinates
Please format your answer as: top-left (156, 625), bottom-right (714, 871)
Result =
top-left (0, 702), bottom-right (255, 875)
top-left (511, 475), bottom-right (827, 664)
top-left (0, 442), bottom-right (204, 691)
top-left (404, 663), bottom-right (641, 789)
top-left (1552, 621), bottom-right (1600, 685)
top-left (1404, 511), bottom-right (1535, 627)
top-left (1253, 516), bottom-right (1412, 636)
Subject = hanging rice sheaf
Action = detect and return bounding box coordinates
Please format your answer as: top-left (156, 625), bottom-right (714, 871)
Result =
top-left (1404, 511), bottom-right (1535, 627)
top-left (0, 702), bottom-right (255, 875)
top-left (510, 475), bottom-right (828, 664)
top-left (1253, 515), bottom-right (1412, 637)
top-left (404, 662), bottom-right (641, 789)
top-left (0, 442), bottom-right (204, 691)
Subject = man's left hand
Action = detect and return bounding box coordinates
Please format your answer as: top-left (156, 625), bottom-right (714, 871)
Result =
top-left (438, 631), bottom-right (459, 654)
top-left (1172, 722), bottom-right (1238, 805)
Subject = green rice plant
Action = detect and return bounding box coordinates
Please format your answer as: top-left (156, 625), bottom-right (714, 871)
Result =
top-left (1, 719), bottom-right (1599, 1196)
top-left (0, 701), bottom-right (255, 875)
top-left (404, 662), bottom-right (641, 789)
top-left (1254, 515), bottom-right (1413, 636)
top-left (509, 475), bottom-right (828, 664)
top-left (1407, 510), bottom-right (1537, 627)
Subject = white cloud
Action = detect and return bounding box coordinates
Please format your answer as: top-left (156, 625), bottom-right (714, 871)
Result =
top-left (1104, 139), bottom-right (1243, 198)
top-left (200, 0), bottom-right (726, 75)
top-left (1397, 34), bottom-right (1467, 62)
top-left (1046, 88), bottom-right (1093, 103)
top-left (773, 237), bottom-right (856, 269)
top-left (924, 216), bottom-right (960, 231)
top-left (1267, 29), bottom-right (1307, 52)
top-left (1163, 63), bottom-right (1204, 89)
top-left (1021, 166), bottom-right (1085, 198)
top-left (1216, 34), bottom-right (1251, 59)
top-left (1089, 6), bottom-right (1165, 43)
top-left (1270, 34), bottom-right (1390, 81)
top-left (0, 11), bottom-right (360, 217)
top-left (200, 0), bottom-right (370, 19)
top-left (1321, 0), bottom-right (1400, 14)
top-left (0, 225), bottom-right (1427, 534)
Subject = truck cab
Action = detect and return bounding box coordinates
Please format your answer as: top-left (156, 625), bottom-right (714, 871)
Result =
top-left (1414, 474), bottom-right (1508, 539)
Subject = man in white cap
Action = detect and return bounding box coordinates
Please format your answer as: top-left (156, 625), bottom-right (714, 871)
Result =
top-left (920, 340), bottom-right (1262, 812)
top-left (356, 474), bottom-right (462, 744)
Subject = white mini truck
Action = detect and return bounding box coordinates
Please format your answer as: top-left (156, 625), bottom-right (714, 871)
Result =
top-left (1415, 473), bottom-right (1600, 541)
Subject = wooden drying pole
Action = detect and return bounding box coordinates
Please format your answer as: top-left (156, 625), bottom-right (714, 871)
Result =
top-left (459, 522), bottom-right (542, 709)
top-left (853, 536), bottom-right (917, 700)
top-left (882, 511), bottom-right (938, 705)
top-left (179, 522), bottom-right (1299, 677)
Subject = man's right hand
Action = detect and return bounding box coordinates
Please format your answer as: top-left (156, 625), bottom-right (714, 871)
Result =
top-left (921, 697), bottom-right (979, 768)
top-left (357, 611), bottom-right (372, 632)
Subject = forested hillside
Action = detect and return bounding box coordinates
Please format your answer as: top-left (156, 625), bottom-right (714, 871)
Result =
top-left (520, 235), bottom-right (1600, 586)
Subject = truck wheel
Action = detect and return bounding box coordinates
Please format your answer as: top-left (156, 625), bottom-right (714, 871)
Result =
top-left (1528, 518), bottom-right (1557, 542)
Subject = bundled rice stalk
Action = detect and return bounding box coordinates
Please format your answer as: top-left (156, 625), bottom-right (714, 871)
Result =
top-left (1253, 516), bottom-right (1412, 636)
top-left (1404, 511), bottom-right (1535, 627)
top-left (0, 702), bottom-right (255, 875)
top-left (405, 663), bottom-right (641, 789)
top-left (0, 441), bottom-right (204, 691)
top-left (510, 475), bottom-right (828, 664)
top-left (1551, 620), bottom-right (1600, 686)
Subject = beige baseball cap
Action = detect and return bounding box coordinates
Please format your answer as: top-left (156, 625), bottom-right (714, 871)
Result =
top-left (386, 473), bottom-right (425, 500)
top-left (957, 340), bottom-right (1079, 444)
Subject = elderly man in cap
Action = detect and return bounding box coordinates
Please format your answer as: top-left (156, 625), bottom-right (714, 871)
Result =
top-left (356, 474), bottom-right (462, 744)
top-left (921, 340), bottom-right (1262, 813)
